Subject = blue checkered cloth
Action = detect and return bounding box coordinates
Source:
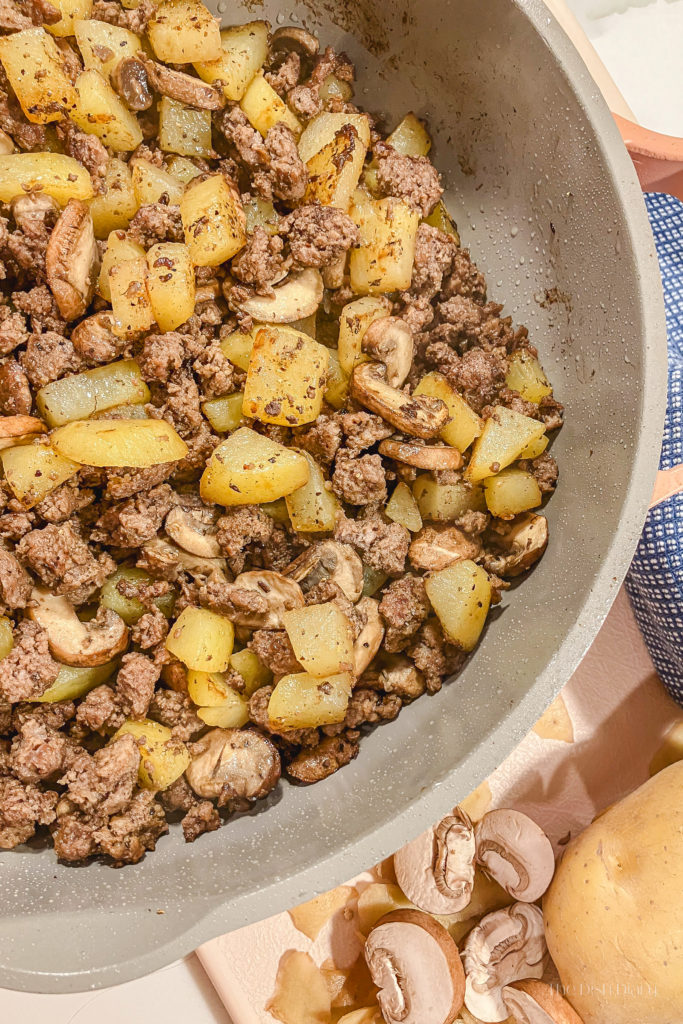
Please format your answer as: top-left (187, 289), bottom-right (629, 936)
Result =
top-left (626, 192), bottom-right (683, 707)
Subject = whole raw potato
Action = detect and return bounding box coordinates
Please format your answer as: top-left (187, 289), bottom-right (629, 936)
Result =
top-left (544, 761), bottom-right (683, 1024)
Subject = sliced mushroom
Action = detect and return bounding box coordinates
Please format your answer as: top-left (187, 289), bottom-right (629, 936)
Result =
top-left (462, 904), bottom-right (547, 1023)
top-left (110, 56), bottom-right (153, 111)
top-left (350, 363), bottom-right (449, 440)
top-left (138, 54), bottom-right (224, 110)
top-left (362, 317), bottom-right (414, 388)
top-left (284, 540), bottom-right (363, 602)
top-left (379, 439), bottom-right (463, 471)
top-left (352, 596), bottom-right (384, 676)
top-left (10, 193), bottom-right (60, 234)
top-left (27, 587), bottom-right (129, 667)
top-left (186, 727), bottom-right (281, 810)
top-left (165, 505), bottom-right (221, 559)
top-left (474, 809), bottom-right (555, 903)
top-left (45, 199), bottom-right (100, 321)
top-left (482, 514), bottom-right (548, 578)
top-left (321, 254), bottom-right (346, 290)
top-left (236, 268), bottom-right (324, 324)
top-left (409, 524), bottom-right (482, 572)
top-left (394, 807), bottom-right (476, 915)
top-left (222, 570), bottom-right (305, 628)
top-left (378, 655), bottom-right (425, 699)
top-left (270, 26), bottom-right (320, 57)
top-left (365, 908), bottom-right (466, 1024)
top-left (71, 311), bottom-right (126, 365)
top-left (140, 537), bottom-right (228, 580)
top-left (503, 980), bottom-right (584, 1024)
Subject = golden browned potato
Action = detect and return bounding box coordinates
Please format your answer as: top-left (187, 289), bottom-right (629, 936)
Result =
top-left (267, 671), bottom-right (353, 729)
top-left (74, 19), bottom-right (142, 77)
top-left (412, 475), bottom-right (485, 522)
top-left (194, 21), bottom-right (269, 101)
top-left (47, 0), bottom-right (92, 37)
top-left (72, 70), bottom-right (143, 152)
top-left (0, 617), bottom-right (13, 660)
top-left (220, 327), bottom-right (256, 371)
top-left (51, 418), bottom-right (188, 467)
top-left (146, 0), bottom-right (223, 64)
top-left (323, 348), bottom-right (349, 410)
top-left (89, 158), bottom-right (138, 239)
top-left (0, 154), bottom-right (93, 205)
top-left (299, 113), bottom-right (372, 210)
top-left (33, 661), bottom-right (117, 703)
top-left (97, 232), bottom-right (146, 302)
top-left (115, 719), bottom-right (190, 790)
top-left (285, 451), bottom-right (340, 532)
top-left (349, 196), bottom-right (420, 294)
top-left (180, 174), bottom-right (246, 266)
top-left (386, 481), bottom-right (423, 532)
top-left (505, 351), bottom-right (552, 404)
top-left (282, 603), bottom-right (354, 678)
top-left (166, 606), bottom-right (234, 672)
top-left (240, 72), bottom-right (301, 137)
top-left (465, 406), bottom-right (546, 483)
top-left (146, 242), bottom-right (196, 332)
top-left (201, 392), bottom-right (244, 433)
top-left (413, 372), bottom-right (482, 453)
top-left (200, 427), bottom-right (310, 505)
top-left (424, 560), bottom-right (492, 651)
top-left (243, 326), bottom-right (329, 426)
top-left (130, 158), bottom-right (185, 207)
top-left (337, 295), bottom-right (391, 376)
top-left (229, 648), bottom-right (272, 695)
top-left (159, 97), bottom-right (212, 159)
top-left (0, 28), bottom-right (76, 123)
top-left (36, 360), bottom-right (149, 427)
top-left (1, 442), bottom-right (80, 507)
top-left (483, 468), bottom-right (542, 519)
top-left (386, 113), bottom-right (431, 157)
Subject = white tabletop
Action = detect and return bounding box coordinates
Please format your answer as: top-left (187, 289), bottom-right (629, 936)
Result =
top-left (2, 2), bottom-right (680, 1019)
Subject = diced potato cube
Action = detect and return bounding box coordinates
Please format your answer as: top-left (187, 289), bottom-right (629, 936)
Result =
top-left (72, 69), bottom-right (143, 152)
top-left (194, 21), bottom-right (269, 101)
top-left (243, 195), bottom-right (280, 235)
top-left (34, 661), bottom-right (117, 703)
top-left (166, 606), bottom-right (234, 671)
top-left (518, 434), bottom-right (549, 460)
top-left (180, 173), bottom-right (246, 266)
top-left (386, 481), bottom-right (422, 532)
top-left (304, 120), bottom-right (370, 210)
top-left (317, 74), bottom-right (353, 105)
top-left (166, 155), bottom-right (202, 184)
top-left (298, 112), bottom-right (371, 163)
top-left (505, 350), bottom-right (552, 404)
top-left (147, 0), bottom-right (222, 64)
top-left (229, 648), bottom-right (272, 696)
top-left (220, 328), bottom-right (256, 371)
top-left (465, 406), bottom-right (546, 483)
top-left (187, 669), bottom-right (235, 706)
top-left (243, 326), bottom-right (329, 426)
top-left (36, 360), bottom-right (149, 427)
top-left (109, 255), bottom-right (154, 337)
top-left (202, 392), bottom-right (244, 433)
top-left (412, 474), bottom-right (485, 521)
top-left (387, 113), bottom-right (431, 157)
top-left (200, 426), bottom-right (309, 506)
top-left (1, 441), bottom-right (80, 507)
top-left (414, 371), bottom-right (482, 452)
top-left (285, 451), bottom-right (340, 532)
top-left (159, 97), bottom-right (213, 158)
top-left (146, 241), bottom-right (195, 332)
top-left (196, 693), bottom-right (249, 728)
top-left (350, 197), bottom-right (420, 295)
top-left (0, 154), bottom-right (92, 206)
top-left (324, 348), bottom-right (349, 410)
top-left (115, 719), bottom-right (190, 790)
top-left (268, 672), bottom-right (353, 730)
top-left (283, 603), bottom-right (354, 678)
top-left (130, 158), bottom-right (185, 207)
top-left (98, 231), bottom-right (145, 302)
top-left (51, 418), bottom-right (188, 467)
top-left (261, 498), bottom-right (289, 524)
top-left (100, 566), bottom-right (175, 624)
top-left (424, 200), bottom-right (460, 244)
top-left (240, 73), bottom-right (301, 138)
top-left (0, 617), bottom-right (13, 660)
top-left (89, 158), bottom-right (138, 239)
top-left (48, 0), bottom-right (91, 37)
top-left (337, 295), bottom-right (391, 376)
top-left (425, 560), bottom-right (492, 652)
top-left (484, 467), bottom-right (542, 519)
top-left (74, 19), bottom-right (142, 76)
top-left (0, 28), bottom-right (75, 124)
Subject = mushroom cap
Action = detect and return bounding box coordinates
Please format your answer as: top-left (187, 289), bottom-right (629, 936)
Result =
top-left (365, 909), bottom-right (465, 1024)
top-left (165, 505), bottom-right (221, 559)
top-left (379, 439), bottom-right (463, 471)
top-left (350, 362), bottom-right (449, 440)
top-left (284, 540), bottom-right (363, 603)
top-left (463, 903), bottom-right (547, 1023)
top-left (228, 570), bottom-right (305, 628)
top-left (111, 56), bottom-right (153, 111)
top-left (27, 588), bottom-right (129, 667)
top-left (237, 269), bottom-right (323, 324)
top-left (394, 808), bottom-right (476, 915)
top-left (186, 727), bottom-right (280, 808)
top-left (503, 981), bottom-right (584, 1024)
top-left (483, 513), bottom-right (548, 579)
top-left (45, 199), bottom-right (100, 321)
top-left (409, 524), bottom-right (482, 572)
top-left (475, 809), bottom-right (555, 902)
top-left (352, 596), bottom-right (384, 676)
top-left (362, 317), bottom-right (414, 388)
top-left (270, 25), bottom-right (320, 57)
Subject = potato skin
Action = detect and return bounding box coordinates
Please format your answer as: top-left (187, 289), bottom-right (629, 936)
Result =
top-left (543, 761), bottom-right (683, 1024)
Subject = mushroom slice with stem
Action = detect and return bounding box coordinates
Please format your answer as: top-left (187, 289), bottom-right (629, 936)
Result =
top-left (409, 524), bottom-right (483, 572)
top-left (0, 415), bottom-right (46, 450)
top-left (111, 57), bottom-right (154, 111)
top-left (502, 980), bottom-right (584, 1024)
top-left (141, 537), bottom-right (228, 579)
top-left (222, 570), bottom-right (304, 629)
top-left (165, 506), bottom-right (221, 559)
top-left (462, 903), bottom-right (547, 1023)
top-left (352, 596), bottom-right (384, 676)
top-left (361, 317), bottom-right (414, 387)
top-left (365, 908), bottom-right (466, 1024)
top-left (138, 55), bottom-right (224, 110)
top-left (27, 587), bottom-right (129, 667)
top-left (270, 26), bottom-right (320, 58)
top-left (45, 199), bottom-right (100, 321)
top-left (474, 809), bottom-right (555, 903)
top-left (284, 540), bottom-right (363, 603)
top-left (379, 439), bottom-right (463, 471)
top-left (482, 513), bottom-right (548, 579)
top-left (185, 727), bottom-right (280, 810)
top-left (350, 362), bottom-right (449, 440)
top-left (236, 269), bottom-right (323, 324)
top-left (394, 806), bottom-right (476, 915)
